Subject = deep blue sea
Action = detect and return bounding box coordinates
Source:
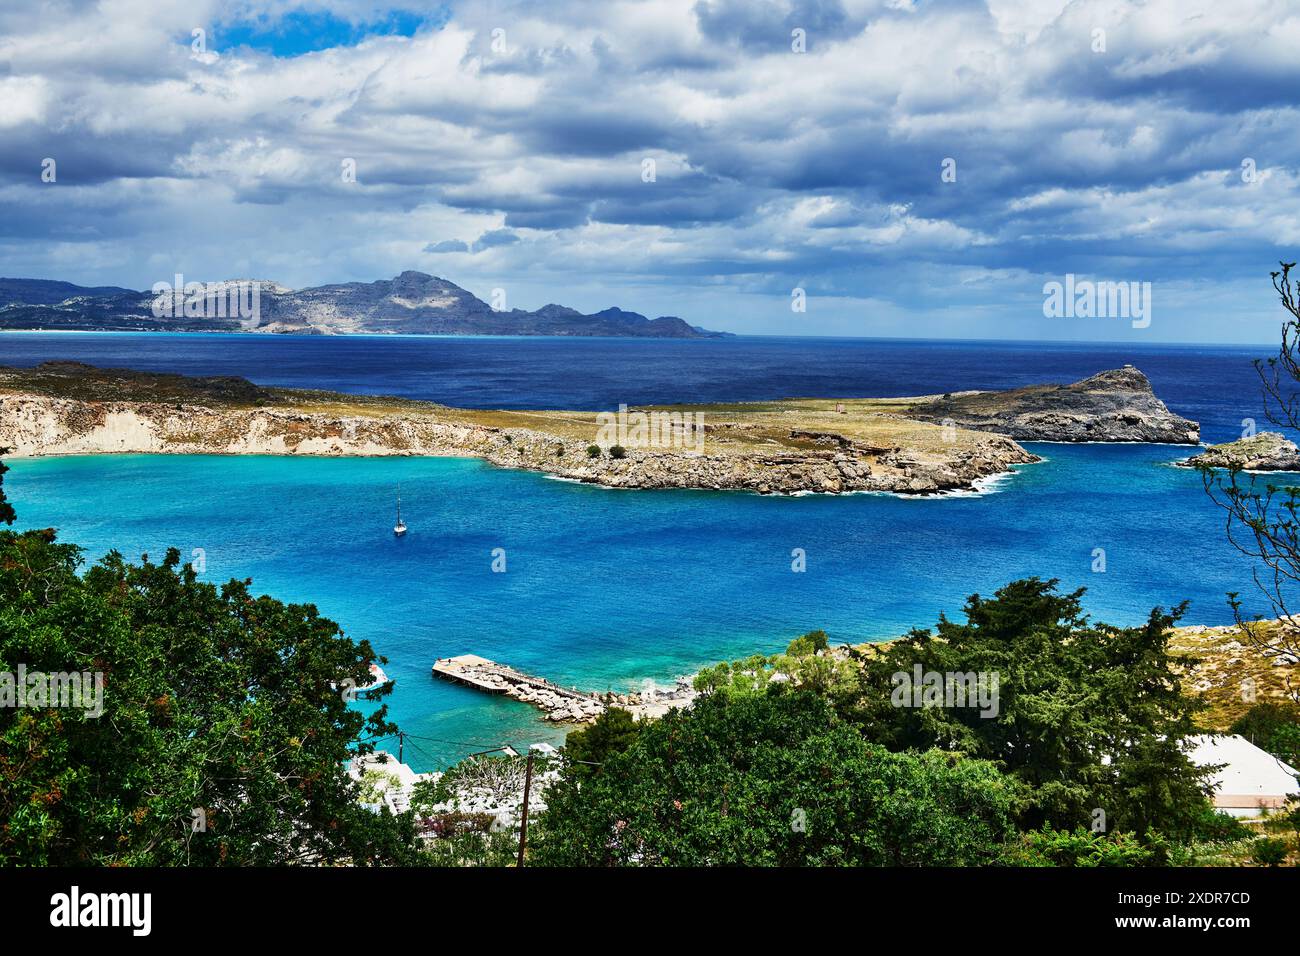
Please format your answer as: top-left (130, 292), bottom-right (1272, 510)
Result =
top-left (0, 332), bottom-right (1289, 769)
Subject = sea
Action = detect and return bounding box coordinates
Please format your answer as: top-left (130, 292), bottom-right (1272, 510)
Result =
top-left (0, 331), bottom-right (1288, 768)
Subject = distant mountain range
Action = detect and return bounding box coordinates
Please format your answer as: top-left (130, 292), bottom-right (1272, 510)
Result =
top-left (0, 271), bottom-right (728, 338)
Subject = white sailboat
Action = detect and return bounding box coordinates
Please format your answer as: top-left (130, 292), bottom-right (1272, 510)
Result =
top-left (393, 484), bottom-right (407, 536)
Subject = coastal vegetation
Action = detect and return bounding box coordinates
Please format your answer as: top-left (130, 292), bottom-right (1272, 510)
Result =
top-left (533, 691), bottom-right (1020, 866)
top-left (0, 461), bottom-right (418, 866)
top-left (523, 586), bottom-right (1300, 866)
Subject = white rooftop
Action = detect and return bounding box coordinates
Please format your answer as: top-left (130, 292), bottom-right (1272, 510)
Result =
top-left (1188, 734), bottom-right (1299, 814)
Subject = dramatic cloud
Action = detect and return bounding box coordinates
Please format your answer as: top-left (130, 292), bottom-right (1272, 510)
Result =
top-left (1, 0), bottom-right (1297, 341)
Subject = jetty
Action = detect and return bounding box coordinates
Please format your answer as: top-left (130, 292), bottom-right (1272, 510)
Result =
top-left (432, 654), bottom-right (607, 723)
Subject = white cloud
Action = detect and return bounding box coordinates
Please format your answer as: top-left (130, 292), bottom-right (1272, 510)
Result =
top-left (0, 0), bottom-right (1296, 340)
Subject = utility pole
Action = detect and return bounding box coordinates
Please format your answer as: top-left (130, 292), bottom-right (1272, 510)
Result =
top-left (397, 730), bottom-right (405, 765)
top-left (516, 749), bottom-right (535, 867)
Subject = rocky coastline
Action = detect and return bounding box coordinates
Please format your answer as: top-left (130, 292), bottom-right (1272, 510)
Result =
top-left (0, 361), bottom-right (1199, 496)
top-left (0, 389), bottom-right (1035, 496)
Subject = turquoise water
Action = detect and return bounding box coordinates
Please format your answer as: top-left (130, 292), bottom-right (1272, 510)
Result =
top-left (3, 444), bottom-right (1264, 769)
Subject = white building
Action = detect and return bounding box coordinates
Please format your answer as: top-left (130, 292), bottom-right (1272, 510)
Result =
top-left (1188, 734), bottom-right (1300, 818)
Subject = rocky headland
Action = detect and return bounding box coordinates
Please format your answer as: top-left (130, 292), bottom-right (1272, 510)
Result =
top-left (1180, 431), bottom-right (1300, 472)
top-left (906, 366), bottom-right (1199, 444)
top-left (0, 362), bottom-right (1196, 496)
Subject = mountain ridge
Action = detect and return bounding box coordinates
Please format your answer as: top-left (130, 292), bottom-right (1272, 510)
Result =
top-left (0, 272), bottom-right (729, 338)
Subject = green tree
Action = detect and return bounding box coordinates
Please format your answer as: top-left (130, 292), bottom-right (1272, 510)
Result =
top-left (1250, 836), bottom-right (1289, 867)
top-left (533, 691), bottom-right (1017, 866)
top-left (1230, 700), bottom-right (1300, 744)
top-left (0, 458), bottom-right (422, 865)
top-left (1230, 701), bottom-right (1300, 768)
top-left (562, 707), bottom-right (640, 779)
top-left (848, 578), bottom-right (1213, 838)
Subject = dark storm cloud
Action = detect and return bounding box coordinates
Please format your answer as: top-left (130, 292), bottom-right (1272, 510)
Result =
top-left (1, 0), bottom-right (1297, 340)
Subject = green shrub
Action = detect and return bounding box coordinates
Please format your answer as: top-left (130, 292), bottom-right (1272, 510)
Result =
top-left (609, 445), bottom-right (627, 459)
top-left (1002, 828), bottom-right (1155, 867)
top-left (1250, 837), bottom-right (1289, 866)
top-left (1189, 804), bottom-right (1252, 842)
top-left (586, 445), bottom-right (601, 458)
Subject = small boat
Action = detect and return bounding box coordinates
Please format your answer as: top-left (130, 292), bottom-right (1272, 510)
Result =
top-left (332, 663), bottom-right (390, 696)
top-left (356, 664), bottom-right (390, 693)
top-left (393, 484), bottom-right (407, 536)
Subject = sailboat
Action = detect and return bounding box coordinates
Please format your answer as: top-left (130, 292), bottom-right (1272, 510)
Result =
top-left (393, 484), bottom-right (407, 536)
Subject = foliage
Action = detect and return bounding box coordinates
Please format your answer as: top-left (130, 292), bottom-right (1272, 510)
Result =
top-left (608, 445), bottom-right (627, 459)
top-left (1186, 803), bottom-right (1252, 843)
top-left (586, 445), bottom-right (601, 458)
top-left (0, 470), bottom-right (419, 864)
top-left (0, 451), bottom-right (15, 527)
top-left (420, 810), bottom-right (497, 838)
top-left (562, 707), bottom-right (640, 780)
top-left (847, 578), bottom-right (1214, 838)
top-left (1230, 701), bottom-right (1300, 769)
top-left (693, 630), bottom-right (857, 701)
top-left (422, 827), bottom-right (519, 867)
top-left (533, 690), bottom-right (1018, 866)
top-left (1250, 836), bottom-right (1289, 866)
top-left (1000, 827), bottom-right (1156, 867)
top-left (357, 768), bottom-right (402, 804)
top-left (1229, 700), bottom-right (1300, 742)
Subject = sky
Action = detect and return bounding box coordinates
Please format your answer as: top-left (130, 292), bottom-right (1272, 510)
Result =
top-left (1, 0), bottom-right (1298, 342)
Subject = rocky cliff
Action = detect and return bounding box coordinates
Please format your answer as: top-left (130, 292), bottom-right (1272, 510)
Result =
top-left (906, 366), bottom-right (1200, 443)
top-left (0, 363), bottom-right (1034, 496)
top-left (2, 362), bottom-right (1198, 494)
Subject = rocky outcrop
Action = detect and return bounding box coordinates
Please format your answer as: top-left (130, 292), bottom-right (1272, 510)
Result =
top-left (0, 390), bottom-right (1036, 496)
top-left (906, 366), bottom-right (1199, 444)
top-left (1181, 432), bottom-right (1300, 471)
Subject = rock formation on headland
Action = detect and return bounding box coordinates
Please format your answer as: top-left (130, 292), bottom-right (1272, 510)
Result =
top-left (1180, 431), bottom-right (1300, 472)
top-left (906, 366), bottom-right (1199, 444)
top-left (0, 362), bottom-right (1196, 495)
